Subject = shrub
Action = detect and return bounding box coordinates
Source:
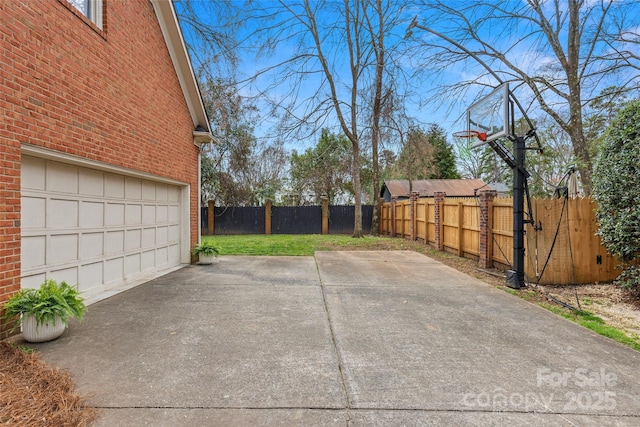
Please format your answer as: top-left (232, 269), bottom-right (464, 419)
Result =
top-left (592, 100), bottom-right (640, 289)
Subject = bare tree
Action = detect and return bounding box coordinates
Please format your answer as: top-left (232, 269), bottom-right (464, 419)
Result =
top-left (242, 0), bottom-right (408, 237)
top-left (406, 0), bottom-right (640, 194)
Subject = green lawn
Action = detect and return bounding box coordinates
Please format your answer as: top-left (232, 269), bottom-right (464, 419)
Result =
top-left (202, 234), bottom-right (415, 256)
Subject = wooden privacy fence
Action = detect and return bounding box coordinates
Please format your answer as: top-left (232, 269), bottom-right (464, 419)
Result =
top-left (380, 191), bottom-right (619, 285)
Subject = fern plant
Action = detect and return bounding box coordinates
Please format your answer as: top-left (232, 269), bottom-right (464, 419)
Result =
top-left (2, 280), bottom-right (87, 332)
top-left (192, 240), bottom-right (221, 257)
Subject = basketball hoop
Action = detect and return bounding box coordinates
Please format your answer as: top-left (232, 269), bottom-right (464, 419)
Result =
top-left (453, 130), bottom-right (487, 141)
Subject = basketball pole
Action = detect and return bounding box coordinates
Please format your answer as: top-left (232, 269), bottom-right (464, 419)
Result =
top-left (506, 134), bottom-right (526, 289)
top-left (407, 16), bottom-right (543, 290)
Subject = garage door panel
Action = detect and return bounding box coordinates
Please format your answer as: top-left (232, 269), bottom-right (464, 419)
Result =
top-left (105, 258), bottom-right (124, 283)
top-left (169, 225), bottom-right (179, 242)
top-left (22, 236), bottom-right (46, 269)
top-left (105, 174), bottom-right (125, 198)
top-left (21, 156), bottom-right (185, 301)
top-left (169, 205), bottom-right (179, 222)
top-left (169, 244), bottom-right (180, 263)
top-left (105, 231), bottom-right (124, 254)
top-left (105, 203), bottom-right (125, 226)
top-left (81, 233), bottom-right (104, 258)
top-left (50, 267), bottom-right (78, 287)
top-left (125, 178), bottom-right (142, 200)
top-left (156, 184), bottom-right (168, 201)
top-left (48, 234), bottom-right (79, 265)
top-left (47, 162), bottom-right (78, 194)
top-left (22, 156), bottom-right (46, 190)
top-left (79, 168), bottom-right (104, 196)
top-left (125, 254), bottom-right (141, 276)
top-left (79, 262), bottom-right (103, 292)
top-left (168, 186), bottom-right (179, 202)
top-left (142, 205), bottom-right (155, 224)
top-left (80, 201), bottom-right (104, 228)
top-left (142, 181), bottom-right (155, 200)
top-left (157, 205), bottom-right (168, 222)
top-left (126, 204), bottom-right (142, 225)
top-left (48, 199), bottom-right (79, 228)
top-left (157, 227), bottom-right (168, 244)
top-left (22, 273), bottom-right (47, 290)
top-left (22, 197), bottom-right (46, 228)
top-left (157, 247), bottom-right (168, 265)
top-left (141, 250), bottom-right (155, 270)
top-left (142, 228), bottom-right (155, 247)
top-left (125, 229), bottom-right (142, 251)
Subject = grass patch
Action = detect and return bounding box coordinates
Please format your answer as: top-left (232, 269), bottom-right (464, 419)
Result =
top-left (202, 234), bottom-right (423, 256)
top-left (539, 303), bottom-right (640, 351)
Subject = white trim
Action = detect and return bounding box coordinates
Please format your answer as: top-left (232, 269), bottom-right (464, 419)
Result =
top-left (197, 153), bottom-right (202, 243)
top-left (181, 183), bottom-right (192, 263)
top-left (21, 144), bottom-right (188, 186)
top-left (91, 0), bottom-right (103, 29)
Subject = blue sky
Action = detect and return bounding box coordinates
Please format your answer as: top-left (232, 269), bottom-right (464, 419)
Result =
top-left (175, 0), bottom-right (640, 153)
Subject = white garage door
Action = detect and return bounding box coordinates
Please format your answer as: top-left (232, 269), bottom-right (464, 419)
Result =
top-left (21, 156), bottom-right (185, 301)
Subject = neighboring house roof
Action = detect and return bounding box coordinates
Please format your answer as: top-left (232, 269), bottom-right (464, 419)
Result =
top-left (150, 0), bottom-right (212, 139)
top-left (381, 179), bottom-right (488, 198)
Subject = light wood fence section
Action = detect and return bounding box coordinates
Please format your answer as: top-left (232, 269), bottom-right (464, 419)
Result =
top-left (380, 195), bottom-right (620, 285)
top-left (442, 198), bottom-right (480, 258)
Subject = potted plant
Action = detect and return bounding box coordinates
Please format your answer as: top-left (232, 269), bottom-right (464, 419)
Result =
top-left (2, 279), bottom-right (87, 343)
top-left (192, 240), bottom-right (221, 265)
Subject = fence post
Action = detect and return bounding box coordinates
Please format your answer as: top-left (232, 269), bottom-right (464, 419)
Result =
top-left (458, 201), bottom-right (464, 257)
top-left (434, 192), bottom-right (446, 251)
top-left (391, 196), bottom-right (397, 237)
top-left (478, 190), bottom-right (497, 269)
top-left (379, 197), bottom-right (385, 235)
top-left (410, 191), bottom-right (419, 241)
top-left (208, 200), bottom-right (215, 235)
top-left (265, 200), bottom-right (272, 235)
top-left (321, 197), bottom-right (329, 235)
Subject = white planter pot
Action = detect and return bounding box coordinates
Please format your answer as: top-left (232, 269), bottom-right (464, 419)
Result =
top-left (22, 314), bottom-right (66, 343)
top-left (198, 254), bottom-right (216, 265)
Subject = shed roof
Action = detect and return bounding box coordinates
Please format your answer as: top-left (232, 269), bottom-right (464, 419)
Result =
top-left (381, 179), bottom-right (489, 198)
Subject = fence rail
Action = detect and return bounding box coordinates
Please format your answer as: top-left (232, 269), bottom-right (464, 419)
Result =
top-left (380, 193), bottom-right (619, 285)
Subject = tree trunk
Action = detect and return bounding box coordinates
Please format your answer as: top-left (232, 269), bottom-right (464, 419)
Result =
top-left (570, 124), bottom-right (593, 195)
top-left (352, 140), bottom-right (363, 238)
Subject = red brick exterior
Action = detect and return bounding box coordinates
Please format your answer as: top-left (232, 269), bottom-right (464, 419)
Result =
top-left (434, 192), bottom-right (446, 250)
top-left (409, 191), bottom-right (419, 241)
top-left (0, 1), bottom-right (201, 318)
top-left (478, 190), bottom-right (498, 269)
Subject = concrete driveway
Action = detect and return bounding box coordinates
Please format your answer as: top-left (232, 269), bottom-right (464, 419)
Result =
top-left (30, 251), bottom-right (640, 426)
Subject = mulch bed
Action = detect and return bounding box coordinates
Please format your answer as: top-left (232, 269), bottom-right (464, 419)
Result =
top-left (0, 342), bottom-right (98, 426)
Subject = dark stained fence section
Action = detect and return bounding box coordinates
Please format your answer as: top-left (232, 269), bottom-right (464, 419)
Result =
top-left (271, 206), bottom-right (322, 234)
top-left (201, 206), bottom-right (208, 236)
top-left (214, 206), bottom-right (265, 235)
top-left (328, 205), bottom-right (373, 234)
top-left (206, 204), bottom-right (374, 235)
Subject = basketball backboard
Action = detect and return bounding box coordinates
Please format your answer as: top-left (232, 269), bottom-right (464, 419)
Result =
top-left (466, 83), bottom-right (511, 143)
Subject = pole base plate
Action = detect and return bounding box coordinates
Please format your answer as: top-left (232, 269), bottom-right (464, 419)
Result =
top-left (506, 270), bottom-right (524, 289)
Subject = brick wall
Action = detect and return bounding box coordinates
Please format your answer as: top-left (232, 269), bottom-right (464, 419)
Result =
top-left (0, 0), bottom-right (200, 317)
